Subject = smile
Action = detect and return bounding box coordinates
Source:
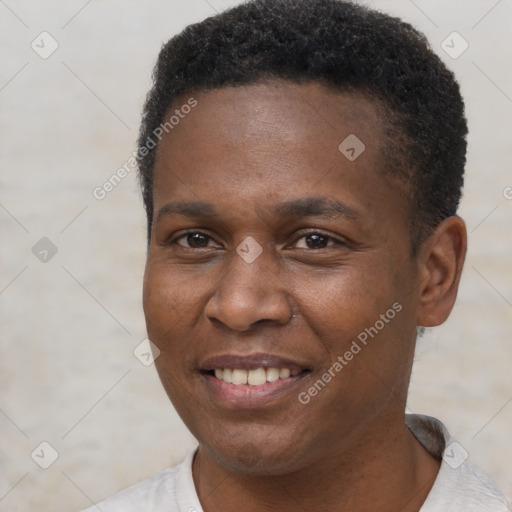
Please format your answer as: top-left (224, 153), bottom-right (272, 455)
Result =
top-left (213, 367), bottom-right (302, 386)
top-left (199, 353), bottom-right (311, 407)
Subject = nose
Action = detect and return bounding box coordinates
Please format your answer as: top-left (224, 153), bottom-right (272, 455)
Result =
top-left (204, 249), bottom-right (293, 331)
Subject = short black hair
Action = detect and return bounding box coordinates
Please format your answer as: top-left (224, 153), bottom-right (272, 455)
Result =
top-left (137, 0), bottom-right (467, 252)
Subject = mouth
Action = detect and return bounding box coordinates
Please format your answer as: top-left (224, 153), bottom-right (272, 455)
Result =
top-left (199, 353), bottom-right (311, 407)
top-left (204, 366), bottom-right (306, 385)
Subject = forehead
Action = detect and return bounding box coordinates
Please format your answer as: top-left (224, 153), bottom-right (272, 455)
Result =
top-left (154, 82), bottom-right (384, 182)
top-left (152, 81), bottom-right (406, 234)
top-left (166, 81), bottom-right (381, 143)
top-left (185, 81), bottom-right (381, 137)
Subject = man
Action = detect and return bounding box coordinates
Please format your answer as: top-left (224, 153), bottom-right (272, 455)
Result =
top-left (82, 0), bottom-right (508, 510)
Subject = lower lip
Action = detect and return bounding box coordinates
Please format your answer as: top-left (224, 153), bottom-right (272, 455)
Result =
top-left (201, 372), bottom-right (309, 408)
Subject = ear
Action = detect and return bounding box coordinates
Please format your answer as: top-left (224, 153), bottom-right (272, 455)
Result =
top-left (416, 216), bottom-right (467, 327)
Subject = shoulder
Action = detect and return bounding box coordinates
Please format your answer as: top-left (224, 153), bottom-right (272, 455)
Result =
top-left (77, 451), bottom-right (200, 512)
top-left (423, 457), bottom-right (509, 511)
top-left (406, 414), bottom-right (509, 512)
top-left (78, 468), bottom-right (177, 512)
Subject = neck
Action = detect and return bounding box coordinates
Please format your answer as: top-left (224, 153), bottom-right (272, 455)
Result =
top-left (192, 415), bottom-right (440, 512)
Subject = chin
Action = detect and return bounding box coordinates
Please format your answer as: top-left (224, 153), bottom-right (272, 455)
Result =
top-left (200, 430), bottom-right (311, 476)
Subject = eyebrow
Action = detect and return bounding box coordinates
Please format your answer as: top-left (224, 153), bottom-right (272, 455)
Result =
top-left (156, 201), bottom-right (217, 224)
top-left (156, 197), bottom-right (359, 224)
top-left (274, 197), bottom-right (359, 220)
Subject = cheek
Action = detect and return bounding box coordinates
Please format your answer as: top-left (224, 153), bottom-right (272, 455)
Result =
top-left (143, 276), bottom-right (178, 338)
top-left (293, 262), bottom-right (396, 340)
top-left (143, 265), bottom-right (188, 368)
top-left (143, 261), bottom-right (204, 325)
top-left (296, 272), bottom-right (412, 420)
top-left (143, 260), bottom-right (217, 375)
top-left (294, 260), bottom-right (414, 396)
top-left (143, 265), bottom-right (197, 401)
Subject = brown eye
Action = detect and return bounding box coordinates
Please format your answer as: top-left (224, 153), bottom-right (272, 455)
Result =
top-left (305, 234), bottom-right (329, 249)
top-left (294, 232), bottom-right (342, 249)
top-left (176, 232), bottom-right (213, 248)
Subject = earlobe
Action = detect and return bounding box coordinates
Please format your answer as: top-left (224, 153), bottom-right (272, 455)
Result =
top-left (416, 216), bottom-right (467, 327)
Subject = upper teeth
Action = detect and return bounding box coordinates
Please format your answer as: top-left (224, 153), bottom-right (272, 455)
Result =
top-left (214, 367), bottom-right (300, 385)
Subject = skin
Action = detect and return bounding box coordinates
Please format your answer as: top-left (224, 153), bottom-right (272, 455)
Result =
top-left (143, 81), bottom-right (467, 512)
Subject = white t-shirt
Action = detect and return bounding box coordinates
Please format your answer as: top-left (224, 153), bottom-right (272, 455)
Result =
top-left (79, 414), bottom-right (508, 511)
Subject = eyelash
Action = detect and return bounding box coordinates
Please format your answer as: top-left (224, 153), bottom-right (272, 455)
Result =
top-left (168, 230), bottom-right (347, 250)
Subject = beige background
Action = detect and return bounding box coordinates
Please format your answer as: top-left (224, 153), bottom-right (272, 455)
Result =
top-left (1, 1), bottom-right (511, 510)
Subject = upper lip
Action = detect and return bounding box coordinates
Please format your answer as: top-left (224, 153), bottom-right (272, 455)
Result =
top-left (199, 353), bottom-right (310, 372)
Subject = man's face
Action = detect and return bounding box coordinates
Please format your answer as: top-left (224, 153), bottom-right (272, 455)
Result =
top-left (143, 81), bottom-right (423, 475)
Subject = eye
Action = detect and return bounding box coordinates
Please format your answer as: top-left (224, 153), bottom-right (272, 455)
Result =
top-left (174, 231), bottom-right (218, 248)
top-left (293, 232), bottom-right (345, 249)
